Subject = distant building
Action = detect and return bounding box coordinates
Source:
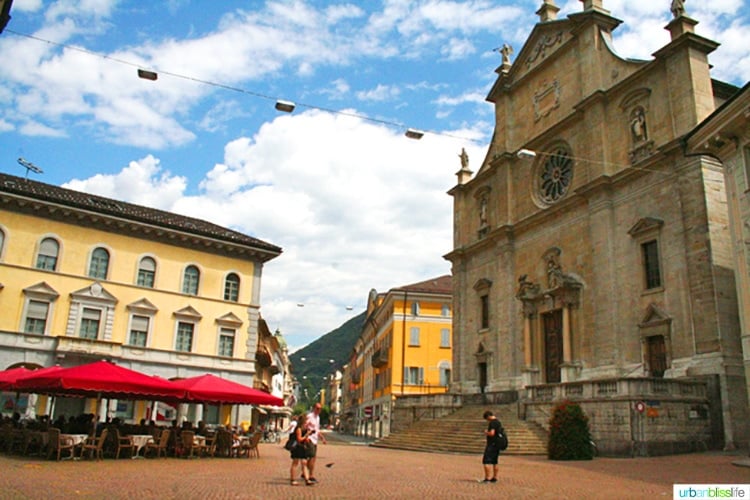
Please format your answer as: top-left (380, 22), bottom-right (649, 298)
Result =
top-left (0, 172), bottom-right (281, 425)
top-left (342, 275), bottom-right (452, 439)
top-left (444, 1), bottom-right (749, 455)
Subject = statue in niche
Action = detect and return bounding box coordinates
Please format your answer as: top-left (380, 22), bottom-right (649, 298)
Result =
top-left (459, 148), bottom-right (469, 169)
top-left (670, 0), bottom-right (686, 18)
top-left (516, 274), bottom-right (540, 299)
top-left (479, 194), bottom-right (488, 227)
top-left (630, 107), bottom-right (648, 143)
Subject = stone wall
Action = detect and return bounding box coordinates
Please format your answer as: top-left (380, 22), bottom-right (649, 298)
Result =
top-left (390, 393), bottom-right (462, 432)
top-left (523, 377), bottom-right (717, 457)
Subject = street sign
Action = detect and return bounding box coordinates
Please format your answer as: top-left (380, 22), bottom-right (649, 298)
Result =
top-left (635, 401), bottom-right (646, 413)
top-left (364, 406), bottom-right (373, 417)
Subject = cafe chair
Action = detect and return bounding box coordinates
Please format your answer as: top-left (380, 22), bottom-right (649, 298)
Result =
top-left (241, 432), bottom-right (262, 459)
top-left (114, 429), bottom-right (136, 459)
top-left (80, 428), bottom-right (108, 461)
top-left (145, 429), bottom-right (170, 458)
top-left (47, 428), bottom-right (75, 461)
top-left (180, 430), bottom-right (205, 459)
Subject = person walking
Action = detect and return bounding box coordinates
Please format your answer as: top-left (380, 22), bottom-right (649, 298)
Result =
top-left (289, 415), bottom-right (312, 486)
top-left (304, 402), bottom-right (327, 483)
top-left (481, 410), bottom-right (502, 483)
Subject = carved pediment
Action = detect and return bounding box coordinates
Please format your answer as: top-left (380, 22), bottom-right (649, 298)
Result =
top-left (23, 282), bottom-right (60, 300)
top-left (173, 305), bottom-right (202, 321)
top-left (70, 282), bottom-right (117, 304)
top-left (126, 298), bottom-right (158, 315)
top-left (628, 217), bottom-right (664, 237)
top-left (216, 312), bottom-right (243, 327)
top-left (473, 278), bottom-right (493, 291)
top-left (639, 303), bottom-right (671, 327)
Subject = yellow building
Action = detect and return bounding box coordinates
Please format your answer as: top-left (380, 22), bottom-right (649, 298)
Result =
top-left (0, 172), bottom-right (281, 424)
top-left (345, 276), bottom-right (452, 438)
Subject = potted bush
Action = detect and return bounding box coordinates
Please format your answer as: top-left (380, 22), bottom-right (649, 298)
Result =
top-left (548, 401), bottom-right (594, 460)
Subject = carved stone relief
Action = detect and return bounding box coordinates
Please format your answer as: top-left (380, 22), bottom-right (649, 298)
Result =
top-left (526, 32), bottom-right (563, 68)
top-left (534, 79), bottom-right (561, 121)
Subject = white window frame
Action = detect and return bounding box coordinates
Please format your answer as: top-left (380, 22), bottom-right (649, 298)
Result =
top-left (136, 255), bottom-right (157, 288)
top-left (20, 283), bottom-right (60, 335)
top-left (440, 328), bottom-right (450, 348)
top-left (87, 246), bottom-right (111, 280)
top-left (128, 314), bottom-right (151, 347)
top-left (411, 301), bottom-right (420, 316)
top-left (182, 264), bottom-right (201, 295)
top-left (439, 362), bottom-right (451, 386)
top-left (224, 272), bottom-right (240, 302)
top-left (409, 326), bottom-right (420, 346)
top-left (35, 236), bottom-right (61, 271)
top-left (403, 366), bottom-right (424, 385)
top-left (78, 306), bottom-right (103, 340)
top-left (175, 321), bottom-right (196, 352)
top-left (441, 304), bottom-right (450, 317)
top-left (218, 327), bottom-right (236, 357)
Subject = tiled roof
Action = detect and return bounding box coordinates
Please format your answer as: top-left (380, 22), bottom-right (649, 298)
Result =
top-left (392, 275), bottom-right (452, 295)
top-left (0, 171), bottom-right (281, 256)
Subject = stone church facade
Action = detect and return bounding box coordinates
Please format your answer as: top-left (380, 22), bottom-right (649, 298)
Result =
top-left (445, 0), bottom-right (749, 455)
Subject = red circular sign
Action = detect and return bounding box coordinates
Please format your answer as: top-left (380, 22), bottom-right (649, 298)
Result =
top-left (635, 401), bottom-right (646, 413)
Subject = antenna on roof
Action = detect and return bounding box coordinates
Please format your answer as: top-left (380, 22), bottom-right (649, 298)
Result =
top-left (17, 157), bottom-right (43, 178)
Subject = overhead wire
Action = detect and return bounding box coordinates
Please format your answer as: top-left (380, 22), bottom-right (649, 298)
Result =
top-left (5, 28), bottom-right (479, 143)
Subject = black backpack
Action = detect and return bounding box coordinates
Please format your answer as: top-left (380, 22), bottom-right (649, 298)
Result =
top-left (496, 426), bottom-right (508, 451)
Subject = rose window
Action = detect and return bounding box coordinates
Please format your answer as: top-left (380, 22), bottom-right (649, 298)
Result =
top-left (538, 147), bottom-right (573, 204)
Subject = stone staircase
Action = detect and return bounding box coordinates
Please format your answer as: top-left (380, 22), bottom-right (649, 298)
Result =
top-left (370, 405), bottom-right (548, 455)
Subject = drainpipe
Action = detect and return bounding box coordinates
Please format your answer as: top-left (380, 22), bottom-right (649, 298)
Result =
top-left (401, 290), bottom-right (408, 396)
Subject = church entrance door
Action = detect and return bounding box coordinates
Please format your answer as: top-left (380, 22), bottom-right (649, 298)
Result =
top-left (543, 310), bottom-right (563, 383)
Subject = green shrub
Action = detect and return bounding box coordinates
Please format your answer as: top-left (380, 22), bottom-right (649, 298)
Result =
top-left (547, 401), bottom-right (594, 460)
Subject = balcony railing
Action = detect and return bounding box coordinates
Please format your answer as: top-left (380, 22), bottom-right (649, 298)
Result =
top-left (528, 377), bottom-right (707, 402)
top-left (371, 348), bottom-right (388, 368)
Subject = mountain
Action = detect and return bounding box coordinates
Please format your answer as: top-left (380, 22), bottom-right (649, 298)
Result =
top-left (289, 310), bottom-right (366, 389)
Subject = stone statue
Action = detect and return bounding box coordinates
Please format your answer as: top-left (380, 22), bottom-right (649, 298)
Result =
top-left (459, 148), bottom-right (469, 169)
top-left (516, 274), bottom-right (540, 299)
top-left (670, 0), bottom-right (685, 18)
top-left (630, 107), bottom-right (648, 143)
top-left (500, 43), bottom-right (513, 65)
top-left (479, 194), bottom-right (488, 227)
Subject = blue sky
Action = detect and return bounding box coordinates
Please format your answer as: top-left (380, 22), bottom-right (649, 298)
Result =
top-left (1, 0), bottom-right (748, 353)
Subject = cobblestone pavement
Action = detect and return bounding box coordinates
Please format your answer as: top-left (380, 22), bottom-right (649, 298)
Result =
top-left (1, 434), bottom-right (748, 499)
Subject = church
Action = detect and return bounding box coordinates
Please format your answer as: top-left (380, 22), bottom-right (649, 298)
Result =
top-left (445, 0), bottom-right (749, 455)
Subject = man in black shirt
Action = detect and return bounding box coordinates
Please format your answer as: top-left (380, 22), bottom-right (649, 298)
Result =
top-left (481, 410), bottom-right (502, 483)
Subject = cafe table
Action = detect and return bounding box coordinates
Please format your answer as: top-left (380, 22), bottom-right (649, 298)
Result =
top-left (129, 434), bottom-right (154, 458)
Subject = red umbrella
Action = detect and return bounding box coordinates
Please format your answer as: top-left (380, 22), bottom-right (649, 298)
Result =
top-left (14, 360), bottom-right (185, 400)
top-left (0, 366), bottom-right (31, 390)
top-left (171, 374), bottom-right (284, 406)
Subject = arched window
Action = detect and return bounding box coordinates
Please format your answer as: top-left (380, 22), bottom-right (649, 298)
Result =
top-left (137, 257), bottom-right (156, 288)
top-left (0, 228), bottom-right (5, 257)
top-left (36, 237), bottom-right (59, 270)
top-left (224, 273), bottom-right (240, 302)
top-left (182, 265), bottom-right (200, 295)
top-left (88, 247), bottom-right (110, 279)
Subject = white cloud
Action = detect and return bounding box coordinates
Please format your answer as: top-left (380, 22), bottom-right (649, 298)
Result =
top-left (64, 111), bottom-right (485, 350)
top-left (19, 120), bottom-right (66, 137)
top-left (356, 84), bottom-right (400, 101)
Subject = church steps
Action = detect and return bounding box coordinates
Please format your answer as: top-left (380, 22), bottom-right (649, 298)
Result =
top-left (370, 405), bottom-right (548, 455)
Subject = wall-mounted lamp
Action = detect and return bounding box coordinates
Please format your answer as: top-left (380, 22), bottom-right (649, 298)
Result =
top-left (516, 148), bottom-right (537, 159)
top-left (405, 128), bottom-right (424, 140)
top-left (137, 69), bottom-right (158, 81)
top-left (275, 100), bottom-right (296, 113)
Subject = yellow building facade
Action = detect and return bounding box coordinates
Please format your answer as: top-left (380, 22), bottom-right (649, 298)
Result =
top-left (344, 276), bottom-right (452, 439)
top-left (0, 172), bottom-right (281, 424)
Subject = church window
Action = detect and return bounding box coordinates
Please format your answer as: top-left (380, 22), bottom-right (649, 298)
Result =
top-left (538, 145), bottom-right (573, 204)
top-left (642, 240), bottom-right (661, 289)
top-left (480, 294), bottom-right (489, 329)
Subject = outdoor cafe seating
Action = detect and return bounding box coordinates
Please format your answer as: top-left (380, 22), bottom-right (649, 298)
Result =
top-left (80, 428), bottom-right (108, 460)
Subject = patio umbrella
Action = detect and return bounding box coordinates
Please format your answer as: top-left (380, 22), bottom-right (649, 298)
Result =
top-left (0, 366), bottom-right (31, 391)
top-left (171, 374), bottom-right (284, 406)
top-left (14, 360), bottom-right (186, 401)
